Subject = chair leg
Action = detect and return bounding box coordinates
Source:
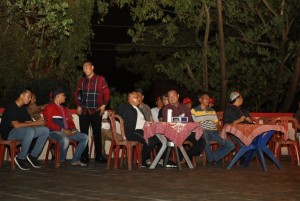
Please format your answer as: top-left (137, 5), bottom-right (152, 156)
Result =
top-left (107, 144), bottom-right (114, 169)
top-left (10, 143), bottom-right (17, 170)
top-left (0, 145), bottom-right (5, 168)
top-left (55, 143), bottom-right (60, 168)
top-left (293, 144), bottom-right (300, 166)
top-left (114, 146), bottom-right (120, 169)
top-left (127, 146), bottom-right (133, 171)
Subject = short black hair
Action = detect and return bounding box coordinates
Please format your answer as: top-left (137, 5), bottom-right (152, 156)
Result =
top-left (17, 87), bottom-right (32, 96)
top-left (197, 91), bottom-right (209, 99)
top-left (134, 88), bottom-right (143, 95)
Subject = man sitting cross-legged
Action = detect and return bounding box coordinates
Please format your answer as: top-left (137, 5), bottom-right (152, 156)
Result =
top-left (191, 91), bottom-right (235, 166)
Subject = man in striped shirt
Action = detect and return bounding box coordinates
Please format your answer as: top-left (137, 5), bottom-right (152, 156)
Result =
top-left (191, 91), bottom-right (234, 166)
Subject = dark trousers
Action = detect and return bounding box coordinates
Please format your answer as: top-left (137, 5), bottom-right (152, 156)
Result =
top-left (79, 112), bottom-right (102, 160)
top-left (128, 129), bottom-right (160, 162)
top-left (185, 133), bottom-right (206, 160)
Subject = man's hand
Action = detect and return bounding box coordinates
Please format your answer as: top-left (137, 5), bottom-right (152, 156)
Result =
top-left (35, 118), bottom-right (46, 126)
top-left (98, 105), bottom-right (106, 115)
top-left (61, 129), bottom-right (74, 136)
top-left (76, 106), bottom-right (82, 115)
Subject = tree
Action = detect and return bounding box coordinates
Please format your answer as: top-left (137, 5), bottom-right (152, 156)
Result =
top-left (0, 0), bottom-right (95, 106)
top-left (110, 0), bottom-right (300, 111)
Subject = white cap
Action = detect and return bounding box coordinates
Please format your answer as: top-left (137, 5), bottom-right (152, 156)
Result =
top-left (230, 92), bottom-right (240, 101)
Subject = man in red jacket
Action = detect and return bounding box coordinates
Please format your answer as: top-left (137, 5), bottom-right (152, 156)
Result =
top-left (43, 87), bottom-right (88, 166)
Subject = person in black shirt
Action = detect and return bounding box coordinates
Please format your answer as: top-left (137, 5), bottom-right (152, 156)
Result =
top-left (0, 87), bottom-right (49, 170)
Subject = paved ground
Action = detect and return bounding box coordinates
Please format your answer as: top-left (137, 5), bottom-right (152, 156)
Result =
top-left (0, 156), bottom-right (299, 201)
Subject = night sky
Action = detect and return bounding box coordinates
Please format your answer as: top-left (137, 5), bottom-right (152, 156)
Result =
top-left (87, 6), bottom-right (189, 107)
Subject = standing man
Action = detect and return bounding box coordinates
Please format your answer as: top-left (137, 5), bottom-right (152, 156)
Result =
top-left (0, 87), bottom-right (49, 170)
top-left (191, 91), bottom-right (234, 166)
top-left (74, 61), bottom-right (110, 163)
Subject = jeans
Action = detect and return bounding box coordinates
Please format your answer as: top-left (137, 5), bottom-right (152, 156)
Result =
top-left (202, 129), bottom-right (235, 162)
top-left (8, 126), bottom-right (49, 160)
top-left (79, 112), bottom-right (102, 159)
top-left (49, 131), bottom-right (88, 162)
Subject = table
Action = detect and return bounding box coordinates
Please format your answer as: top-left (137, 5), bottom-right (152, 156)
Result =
top-left (143, 122), bottom-right (203, 170)
top-left (221, 124), bottom-right (288, 171)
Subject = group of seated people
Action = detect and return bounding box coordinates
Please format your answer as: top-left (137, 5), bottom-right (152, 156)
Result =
top-left (0, 85), bottom-right (281, 171)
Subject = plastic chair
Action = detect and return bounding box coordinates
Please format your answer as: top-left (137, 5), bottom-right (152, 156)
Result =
top-left (45, 138), bottom-right (78, 168)
top-left (270, 116), bottom-right (300, 166)
top-left (106, 114), bottom-right (142, 170)
top-left (0, 136), bottom-right (21, 170)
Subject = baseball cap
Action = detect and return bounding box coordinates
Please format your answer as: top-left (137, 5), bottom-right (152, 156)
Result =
top-left (183, 97), bottom-right (192, 104)
top-left (230, 92), bottom-right (240, 101)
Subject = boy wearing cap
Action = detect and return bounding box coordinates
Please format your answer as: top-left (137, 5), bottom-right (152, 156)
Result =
top-left (43, 87), bottom-right (88, 166)
top-left (183, 97), bottom-right (193, 110)
top-left (191, 91), bottom-right (234, 166)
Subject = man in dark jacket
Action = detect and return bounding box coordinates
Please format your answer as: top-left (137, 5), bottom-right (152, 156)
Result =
top-left (116, 91), bottom-right (159, 167)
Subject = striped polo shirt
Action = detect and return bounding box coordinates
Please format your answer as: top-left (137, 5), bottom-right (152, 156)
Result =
top-left (191, 106), bottom-right (219, 130)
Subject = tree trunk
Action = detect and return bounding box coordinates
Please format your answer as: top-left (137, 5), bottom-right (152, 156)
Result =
top-left (281, 48), bottom-right (300, 111)
top-left (217, 0), bottom-right (227, 110)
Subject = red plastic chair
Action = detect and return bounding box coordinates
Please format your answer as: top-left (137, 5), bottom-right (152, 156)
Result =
top-left (0, 136), bottom-right (21, 170)
top-left (45, 138), bottom-right (78, 168)
top-left (106, 114), bottom-right (142, 170)
top-left (271, 116), bottom-right (300, 166)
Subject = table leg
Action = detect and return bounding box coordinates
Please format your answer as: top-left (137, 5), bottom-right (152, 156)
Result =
top-left (149, 134), bottom-right (167, 169)
top-left (260, 131), bottom-right (282, 169)
top-left (179, 147), bottom-right (194, 169)
top-left (227, 146), bottom-right (252, 169)
top-left (174, 146), bottom-right (182, 171)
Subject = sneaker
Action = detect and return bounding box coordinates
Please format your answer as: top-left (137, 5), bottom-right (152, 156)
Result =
top-left (158, 159), bottom-right (164, 166)
top-left (14, 156), bottom-right (30, 170)
top-left (26, 155), bottom-right (41, 168)
top-left (59, 161), bottom-right (70, 167)
top-left (141, 161), bottom-right (148, 168)
top-left (146, 159), bottom-right (151, 165)
top-left (206, 161), bottom-right (214, 167)
top-left (71, 161), bottom-right (87, 167)
top-left (166, 160), bottom-right (177, 168)
top-left (95, 157), bottom-right (107, 163)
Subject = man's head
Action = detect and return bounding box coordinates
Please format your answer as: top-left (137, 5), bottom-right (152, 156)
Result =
top-left (155, 96), bottom-right (163, 108)
top-left (30, 93), bottom-right (37, 105)
top-left (51, 87), bottom-right (66, 104)
top-left (197, 91), bottom-right (210, 107)
top-left (83, 61), bottom-right (95, 78)
top-left (229, 91), bottom-right (243, 106)
top-left (17, 87), bottom-right (32, 105)
top-left (162, 93), bottom-right (169, 106)
top-left (167, 89), bottom-right (179, 106)
top-left (135, 88), bottom-right (144, 103)
top-left (128, 91), bottom-right (139, 106)
top-left (183, 97), bottom-right (192, 109)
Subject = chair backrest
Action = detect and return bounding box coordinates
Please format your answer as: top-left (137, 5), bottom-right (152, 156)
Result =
top-left (257, 117), bottom-right (273, 125)
top-left (271, 116), bottom-right (299, 140)
top-left (108, 113), bottom-right (127, 143)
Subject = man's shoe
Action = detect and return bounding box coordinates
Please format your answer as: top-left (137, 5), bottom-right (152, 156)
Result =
top-left (206, 161), bottom-right (214, 167)
top-left (71, 161), bottom-right (87, 167)
top-left (141, 161), bottom-right (148, 168)
top-left (14, 156), bottom-right (30, 171)
top-left (81, 157), bottom-right (89, 164)
top-left (95, 157), bottom-right (107, 163)
top-left (166, 160), bottom-right (177, 168)
top-left (26, 155), bottom-right (41, 168)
